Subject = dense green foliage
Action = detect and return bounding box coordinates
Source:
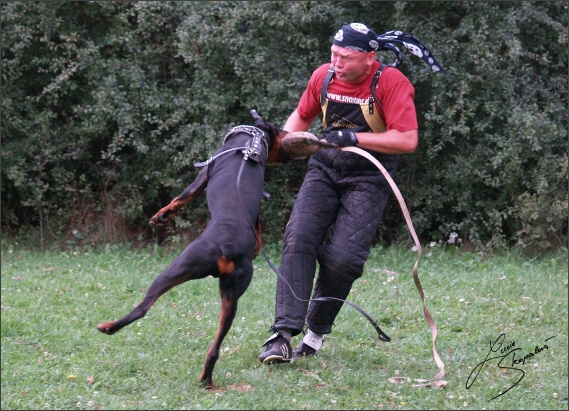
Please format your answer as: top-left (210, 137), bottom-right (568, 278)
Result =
top-left (1, 1), bottom-right (567, 251)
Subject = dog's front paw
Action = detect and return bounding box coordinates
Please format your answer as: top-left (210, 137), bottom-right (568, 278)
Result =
top-left (149, 213), bottom-right (170, 227)
top-left (149, 201), bottom-right (180, 227)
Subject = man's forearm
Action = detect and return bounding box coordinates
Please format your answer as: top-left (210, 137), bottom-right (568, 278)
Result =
top-left (353, 129), bottom-right (418, 155)
top-left (283, 109), bottom-right (316, 132)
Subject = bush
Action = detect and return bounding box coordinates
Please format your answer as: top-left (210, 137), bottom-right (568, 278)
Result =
top-left (1, 1), bottom-right (567, 252)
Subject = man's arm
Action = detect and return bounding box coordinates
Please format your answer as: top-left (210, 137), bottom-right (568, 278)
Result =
top-left (352, 129), bottom-right (418, 155)
top-left (282, 109), bottom-right (318, 133)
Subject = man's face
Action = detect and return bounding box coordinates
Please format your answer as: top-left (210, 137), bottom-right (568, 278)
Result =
top-left (330, 45), bottom-right (375, 83)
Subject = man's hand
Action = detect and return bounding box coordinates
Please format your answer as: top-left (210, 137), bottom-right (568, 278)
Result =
top-left (324, 130), bottom-right (359, 147)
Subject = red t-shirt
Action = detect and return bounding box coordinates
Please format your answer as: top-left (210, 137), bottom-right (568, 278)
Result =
top-left (297, 61), bottom-right (418, 132)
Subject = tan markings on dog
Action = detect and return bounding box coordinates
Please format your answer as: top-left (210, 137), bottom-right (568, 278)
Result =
top-left (170, 199), bottom-right (182, 211)
top-left (97, 321), bottom-right (117, 334)
top-left (217, 256), bottom-right (235, 274)
top-left (253, 221), bottom-right (262, 257)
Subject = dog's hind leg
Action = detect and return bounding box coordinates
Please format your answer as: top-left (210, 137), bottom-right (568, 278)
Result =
top-left (97, 275), bottom-right (186, 335)
top-left (199, 265), bottom-right (253, 389)
top-left (97, 241), bottom-right (215, 335)
top-left (199, 285), bottom-right (238, 389)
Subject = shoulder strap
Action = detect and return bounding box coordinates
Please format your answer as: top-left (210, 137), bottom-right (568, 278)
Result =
top-left (369, 63), bottom-right (387, 115)
top-left (320, 65), bottom-right (335, 107)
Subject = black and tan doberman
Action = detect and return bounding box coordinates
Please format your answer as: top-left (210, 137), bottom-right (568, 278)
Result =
top-left (97, 111), bottom-right (280, 389)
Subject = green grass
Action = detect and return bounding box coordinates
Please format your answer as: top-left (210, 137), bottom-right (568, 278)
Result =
top-left (1, 242), bottom-right (567, 410)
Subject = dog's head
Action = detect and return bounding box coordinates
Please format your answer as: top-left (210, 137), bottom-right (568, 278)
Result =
top-left (253, 118), bottom-right (280, 152)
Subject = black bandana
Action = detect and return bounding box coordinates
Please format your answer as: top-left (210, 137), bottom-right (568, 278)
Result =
top-left (332, 24), bottom-right (447, 74)
top-left (333, 23), bottom-right (379, 52)
top-left (376, 30), bottom-right (447, 74)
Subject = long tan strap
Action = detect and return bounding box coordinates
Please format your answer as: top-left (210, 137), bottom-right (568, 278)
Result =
top-left (342, 147), bottom-right (448, 388)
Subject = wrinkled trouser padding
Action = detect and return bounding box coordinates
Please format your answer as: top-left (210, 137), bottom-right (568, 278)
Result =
top-left (273, 151), bottom-right (396, 336)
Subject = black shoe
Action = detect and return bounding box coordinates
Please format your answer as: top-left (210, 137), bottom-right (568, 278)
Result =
top-left (292, 341), bottom-right (319, 359)
top-left (258, 332), bottom-right (292, 363)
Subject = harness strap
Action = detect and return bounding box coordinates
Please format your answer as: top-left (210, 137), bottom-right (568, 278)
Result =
top-left (194, 147), bottom-right (244, 167)
top-left (369, 63), bottom-right (387, 116)
top-left (320, 65), bottom-right (336, 107)
top-left (321, 63), bottom-right (387, 118)
top-left (194, 125), bottom-right (268, 168)
top-left (223, 125), bottom-right (268, 155)
top-left (342, 146), bottom-right (448, 389)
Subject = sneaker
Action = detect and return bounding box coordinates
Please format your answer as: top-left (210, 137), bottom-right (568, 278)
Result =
top-left (292, 341), bottom-right (319, 359)
top-left (258, 332), bottom-right (292, 363)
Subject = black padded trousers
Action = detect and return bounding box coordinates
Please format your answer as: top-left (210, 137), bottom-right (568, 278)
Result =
top-left (272, 155), bottom-right (395, 336)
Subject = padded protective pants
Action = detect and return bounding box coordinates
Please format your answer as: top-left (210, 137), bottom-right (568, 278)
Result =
top-left (273, 151), bottom-right (396, 336)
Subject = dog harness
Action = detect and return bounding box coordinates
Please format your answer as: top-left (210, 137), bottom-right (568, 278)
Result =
top-left (194, 125), bottom-right (269, 167)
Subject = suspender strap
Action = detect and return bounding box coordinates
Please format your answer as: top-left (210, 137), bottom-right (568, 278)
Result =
top-left (369, 63), bottom-right (387, 116)
top-left (320, 65), bottom-right (335, 107)
top-left (320, 63), bottom-right (387, 116)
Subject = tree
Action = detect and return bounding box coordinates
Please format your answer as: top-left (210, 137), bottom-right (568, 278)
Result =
top-left (1, 1), bottom-right (567, 251)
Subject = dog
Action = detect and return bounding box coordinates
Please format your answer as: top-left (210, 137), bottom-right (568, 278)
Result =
top-left (97, 111), bottom-right (280, 389)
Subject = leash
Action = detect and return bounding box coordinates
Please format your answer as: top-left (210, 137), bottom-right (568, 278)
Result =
top-left (341, 146), bottom-right (447, 388)
top-left (239, 168), bottom-right (391, 342)
top-left (220, 115), bottom-right (444, 386)
top-left (229, 112), bottom-right (392, 342)
top-left (194, 147), bottom-right (244, 167)
top-left (260, 247), bottom-right (391, 341)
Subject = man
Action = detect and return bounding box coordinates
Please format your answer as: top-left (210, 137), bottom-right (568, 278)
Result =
top-left (259, 22), bottom-right (419, 363)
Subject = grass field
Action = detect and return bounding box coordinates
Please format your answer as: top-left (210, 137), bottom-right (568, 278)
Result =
top-left (1, 241), bottom-right (567, 410)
